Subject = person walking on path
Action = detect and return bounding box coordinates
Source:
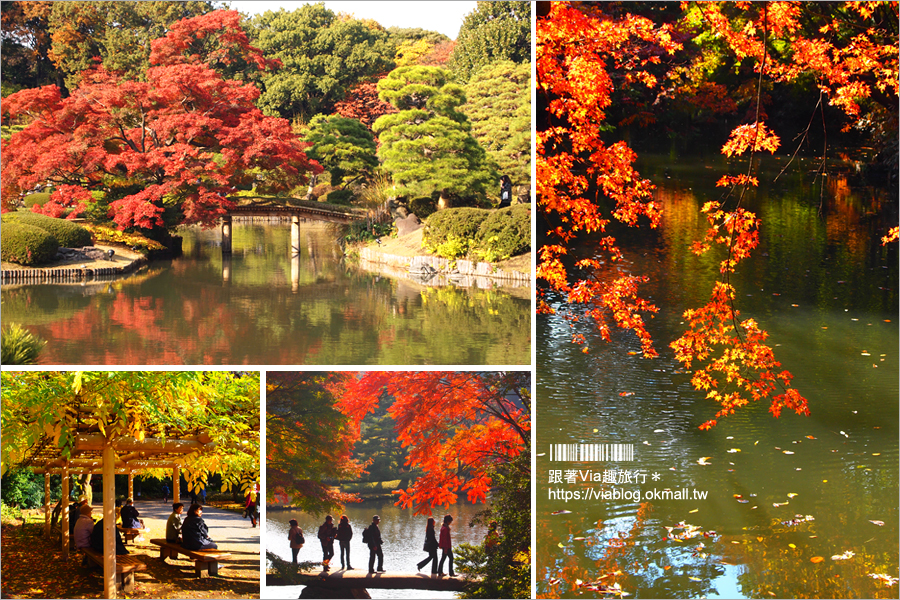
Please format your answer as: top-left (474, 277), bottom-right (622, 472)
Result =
top-left (336, 515), bottom-right (353, 569)
top-left (416, 517), bottom-right (439, 574)
top-left (166, 503), bottom-right (184, 543)
top-left (499, 174), bottom-right (513, 208)
top-left (288, 519), bottom-right (304, 564)
top-left (438, 514), bottom-right (455, 577)
top-left (365, 515), bottom-right (384, 573)
top-left (245, 490), bottom-right (258, 527)
top-left (317, 515), bottom-right (337, 569)
top-left (162, 483), bottom-right (170, 504)
top-left (181, 504), bottom-right (218, 550)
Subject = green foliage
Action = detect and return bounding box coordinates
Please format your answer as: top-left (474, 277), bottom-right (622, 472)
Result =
top-left (455, 451), bottom-right (531, 599)
top-left (353, 390), bottom-right (411, 483)
top-left (0, 221), bottom-right (59, 265)
top-left (5, 212), bottom-right (93, 248)
top-left (345, 221), bottom-right (393, 244)
top-left (474, 205), bottom-right (531, 261)
top-left (0, 468), bottom-right (46, 509)
top-left (423, 207), bottom-right (491, 252)
top-left (301, 115), bottom-right (378, 187)
top-left (0, 324), bottom-right (47, 366)
top-left (1, 502), bottom-right (23, 523)
top-left (251, 4), bottom-right (396, 120)
top-left (463, 61), bottom-right (531, 187)
top-left (266, 551), bottom-right (320, 582)
top-left (409, 196), bottom-right (438, 220)
top-left (373, 66), bottom-right (496, 201)
top-left (324, 189), bottom-right (354, 206)
top-left (448, 1), bottom-right (532, 83)
top-left (23, 192), bottom-right (52, 209)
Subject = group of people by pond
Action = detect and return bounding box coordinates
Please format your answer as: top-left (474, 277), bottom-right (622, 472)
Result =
top-left (288, 513), bottom-right (459, 576)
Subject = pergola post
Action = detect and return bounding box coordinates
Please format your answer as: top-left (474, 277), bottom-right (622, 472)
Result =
top-left (61, 464), bottom-right (69, 560)
top-left (127, 473), bottom-right (134, 500)
top-left (44, 473), bottom-right (51, 538)
top-left (173, 466), bottom-right (180, 504)
top-left (103, 444), bottom-right (117, 599)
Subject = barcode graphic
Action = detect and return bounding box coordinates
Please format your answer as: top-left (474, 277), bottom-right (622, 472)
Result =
top-left (550, 443), bottom-right (634, 462)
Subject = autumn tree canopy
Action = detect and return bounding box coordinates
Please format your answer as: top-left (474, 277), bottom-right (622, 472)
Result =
top-left (0, 10), bottom-right (321, 231)
top-left (0, 371), bottom-right (260, 495)
top-left (448, 1), bottom-right (532, 83)
top-left (538, 1), bottom-right (897, 428)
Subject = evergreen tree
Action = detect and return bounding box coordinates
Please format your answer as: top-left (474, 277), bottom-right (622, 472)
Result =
top-left (301, 115), bottom-right (378, 188)
top-left (447, 1), bottom-right (531, 83)
top-left (373, 66), bottom-right (496, 203)
top-left (462, 60), bottom-right (531, 189)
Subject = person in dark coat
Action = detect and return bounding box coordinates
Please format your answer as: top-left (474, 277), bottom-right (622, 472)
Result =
top-left (366, 515), bottom-right (384, 574)
top-left (438, 514), bottom-right (454, 577)
top-left (336, 515), bottom-right (353, 570)
top-left (416, 517), bottom-right (439, 574)
top-left (181, 504), bottom-right (217, 550)
top-left (120, 499), bottom-right (143, 529)
top-left (317, 515), bottom-right (337, 569)
top-left (90, 518), bottom-right (129, 555)
top-left (499, 175), bottom-right (513, 208)
top-left (288, 519), bottom-right (304, 564)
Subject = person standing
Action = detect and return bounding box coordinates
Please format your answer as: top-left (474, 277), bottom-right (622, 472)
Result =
top-left (365, 515), bottom-right (384, 573)
top-left (166, 503), bottom-right (184, 543)
top-left (416, 517), bottom-right (439, 574)
top-left (336, 515), bottom-right (353, 570)
top-left (181, 504), bottom-right (217, 550)
top-left (499, 175), bottom-right (513, 208)
top-left (438, 514), bottom-right (454, 577)
top-left (288, 519), bottom-right (304, 564)
top-left (245, 490), bottom-right (258, 528)
top-left (162, 482), bottom-right (170, 503)
top-left (317, 515), bottom-right (337, 569)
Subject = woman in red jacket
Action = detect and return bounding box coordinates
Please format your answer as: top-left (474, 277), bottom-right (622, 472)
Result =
top-left (437, 514), bottom-right (454, 577)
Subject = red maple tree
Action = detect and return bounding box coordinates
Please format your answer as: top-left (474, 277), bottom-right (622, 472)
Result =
top-left (1, 10), bottom-right (321, 231)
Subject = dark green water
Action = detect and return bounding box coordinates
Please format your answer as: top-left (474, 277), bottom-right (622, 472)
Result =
top-left (1, 222), bottom-right (530, 365)
top-left (537, 155), bottom-right (898, 598)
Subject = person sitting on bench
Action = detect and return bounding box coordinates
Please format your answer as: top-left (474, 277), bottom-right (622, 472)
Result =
top-left (166, 503), bottom-right (185, 543)
top-left (90, 518), bottom-right (129, 555)
top-left (181, 504), bottom-right (217, 551)
top-left (120, 499), bottom-right (144, 530)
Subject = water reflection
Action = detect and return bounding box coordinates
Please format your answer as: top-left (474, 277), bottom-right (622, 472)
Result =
top-left (537, 156), bottom-right (898, 598)
top-left (1, 222), bottom-right (530, 365)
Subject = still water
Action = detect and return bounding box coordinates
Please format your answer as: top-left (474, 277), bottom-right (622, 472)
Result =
top-left (1, 222), bottom-right (530, 365)
top-left (537, 155), bottom-right (898, 598)
top-left (264, 498), bottom-right (488, 599)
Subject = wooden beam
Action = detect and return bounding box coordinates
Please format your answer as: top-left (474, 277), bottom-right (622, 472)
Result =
top-left (61, 464), bottom-right (69, 560)
top-left (74, 434), bottom-right (214, 454)
top-left (102, 444), bottom-right (116, 599)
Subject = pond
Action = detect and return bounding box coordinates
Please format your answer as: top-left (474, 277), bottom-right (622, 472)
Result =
top-left (263, 498), bottom-right (489, 599)
top-left (536, 155), bottom-right (898, 598)
top-left (0, 222), bottom-right (530, 365)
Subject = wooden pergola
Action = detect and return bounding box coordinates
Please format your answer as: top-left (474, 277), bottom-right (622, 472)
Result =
top-left (24, 427), bottom-right (219, 599)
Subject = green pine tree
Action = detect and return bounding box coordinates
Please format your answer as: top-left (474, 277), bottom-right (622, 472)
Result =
top-left (301, 115), bottom-right (378, 188)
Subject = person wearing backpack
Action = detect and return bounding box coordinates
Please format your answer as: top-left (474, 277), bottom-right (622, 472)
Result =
top-left (288, 519), bottom-right (304, 564)
top-left (416, 517), bottom-right (439, 574)
top-left (317, 515), bottom-right (337, 569)
top-left (336, 515), bottom-right (353, 569)
top-left (364, 515), bottom-right (384, 573)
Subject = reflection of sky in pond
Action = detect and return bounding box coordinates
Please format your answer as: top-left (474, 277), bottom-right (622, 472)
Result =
top-left (537, 155), bottom-right (898, 599)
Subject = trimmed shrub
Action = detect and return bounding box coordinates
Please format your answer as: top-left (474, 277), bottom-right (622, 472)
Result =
top-left (424, 207), bottom-right (490, 251)
top-left (1, 323), bottom-right (47, 366)
top-left (0, 221), bottom-right (59, 265)
top-left (474, 204), bottom-right (531, 261)
top-left (23, 192), bottom-right (51, 209)
top-left (6, 212), bottom-right (93, 248)
top-left (325, 189), bottom-right (354, 205)
top-left (409, 196), bottom-right (437, 220)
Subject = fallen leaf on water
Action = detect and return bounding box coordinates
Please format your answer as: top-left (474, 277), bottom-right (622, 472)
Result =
top-left (593, 429), bottom-right (598, 433)
top-left (810, 556), bottom-right (825, 563)
top-left (689, 509), bottom-right (699, 514)
top-left (757, 537), bottom-right (764, 542)
top-left (831, 550), bottom-right (855, 561)
top-left (689, 577), bottom-right (702, 582)
top-left (551, 510), bottom-right (572, 515)
top-left (787, 493), bottom-right (798, 498)
top-left (806, 435), bottom-right (816, 439)
top-left (727, 448), bottom-right (741, 453)
top-left (697, 457), bottom-right (712, 465)
top-left (557, 542), bottom-right (565, 548)
top-left (788, 543), bottom-right (796, 549)
top-left (870, 520), bottom-right (885, 526)
top-left (783, 450), bottom-right (795, 454)
top-left (663, 565), bottom-right (671, 570)
top-left (869, 573), bottom-right (900, 586)
top-left (654, 429), bottom-right (665, 433)
top-left (576, 579), bottom-right (583, 586)
top-left (619, 392), bottom-right (634, 397)
top-left (549, 578), bottom-right (561, 586)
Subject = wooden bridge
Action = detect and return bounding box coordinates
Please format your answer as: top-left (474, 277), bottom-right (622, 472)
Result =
top-left (267, 569), bottom-right (475, 593)
top-left (220, 197), bottom-right (365, 255)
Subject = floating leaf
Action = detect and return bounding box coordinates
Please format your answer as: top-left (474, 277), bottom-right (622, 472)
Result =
top-left (697, 457), bottom-right (712, 465)
top-left (831, 550), bottom-right (855, 561)
top-left (870, 520), bottom-right (885, 526)
top-left (619, 392), bottom-right (635, 397)
top-left (811, 556), bottom-right (825, 563)
top-left (787, 493), bottom-right (798, 498)
top-left (551, 510), bottom-right (572, 515)
top-left (727, 448), bottom-right (741, 453)
top-left (788, 543), bottom-right (796, 549)
top-left (783, 450), bottom-right (794, 454)
top-left (806, 435), bottom-right (816, 439)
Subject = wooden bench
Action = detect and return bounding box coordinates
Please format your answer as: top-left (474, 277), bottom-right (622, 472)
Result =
top-left (81, 547), bottom-right (148, 593)
top-left (150, 538), bottom-right (231, 577)
top-left (117, 526), bottom-right (143, 544)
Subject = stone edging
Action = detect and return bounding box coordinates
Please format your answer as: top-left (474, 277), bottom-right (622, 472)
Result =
top-left (1, 256), bottom-right (148, 284)
top-left (357, 247), bottom-right (530, 287)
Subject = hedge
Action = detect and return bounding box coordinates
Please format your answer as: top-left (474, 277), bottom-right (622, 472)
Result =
top-left (474, 204), bottom-right (531, 260)
top-left (424, 207), bottom-right (491, 249)
top-left (5, 212), bottom-right (93, 248)
top-left (23, 192), bottom-right (51, 209)
top-left (0, 221), bottom-right (59, 265)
